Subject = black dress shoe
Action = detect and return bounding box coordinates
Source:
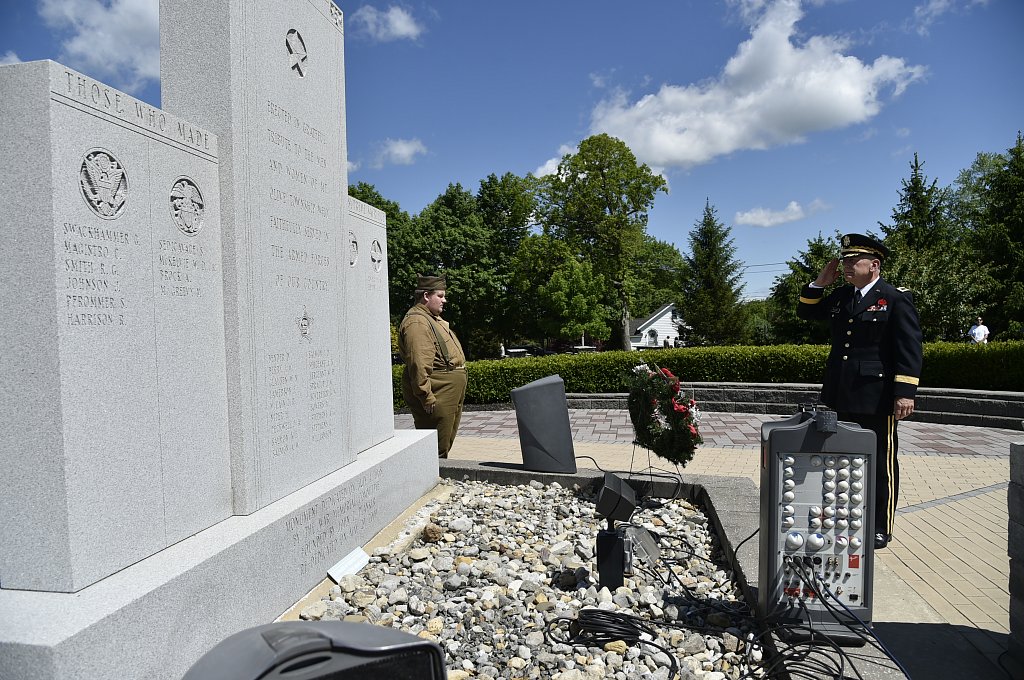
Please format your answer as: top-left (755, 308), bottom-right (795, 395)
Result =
top-left (874, 532), bottom-right (890, 549)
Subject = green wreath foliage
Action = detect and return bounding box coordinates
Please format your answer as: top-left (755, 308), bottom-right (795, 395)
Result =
top-left (625, 364), bottom-right (703, 466)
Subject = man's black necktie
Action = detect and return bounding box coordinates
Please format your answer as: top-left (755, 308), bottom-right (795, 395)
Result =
top-left (854, 290), bottom-right (862, 306)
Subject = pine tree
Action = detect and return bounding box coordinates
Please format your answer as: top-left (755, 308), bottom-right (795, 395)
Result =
top-left (677, 201), bottom-right (748, 345)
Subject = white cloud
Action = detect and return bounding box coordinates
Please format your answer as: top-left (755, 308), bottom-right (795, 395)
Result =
top-left (895, 127), bottom-right (911, 138)
top-left (907, 0), bottom-right (989, 36)
top-left (347, 160), bottom-right (361, 173)
top-left (590, 0), bottom-right (925, 170)
top-left (534, 144), bottom-right (578, 177)
top-left (349, 5), bottom-right (424, 42)
top-left (372, 138), bottom-right (427, 168)
top-left (735, 198), bottom-right (829, 227)
top-left (39, 0), bottom-right (159, 93)
top-left (0, 50), bottom-right (22, 65)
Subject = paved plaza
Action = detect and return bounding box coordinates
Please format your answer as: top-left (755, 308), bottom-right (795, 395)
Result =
top-left (397, 409), bottom-right (1023, 678)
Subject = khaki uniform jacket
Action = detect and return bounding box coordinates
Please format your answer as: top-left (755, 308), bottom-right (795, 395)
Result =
top-left (398, 303), bottom-right (466, 409)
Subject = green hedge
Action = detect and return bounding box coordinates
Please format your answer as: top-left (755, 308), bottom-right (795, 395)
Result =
top-left (392, 341), bottom-right (1024, 409)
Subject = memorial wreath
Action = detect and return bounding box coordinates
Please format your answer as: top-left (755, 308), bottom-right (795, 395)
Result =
top-left (625, 364), bottom-right (703, 466)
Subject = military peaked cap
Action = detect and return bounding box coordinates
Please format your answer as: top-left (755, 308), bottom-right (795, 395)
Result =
top-left (841, 233), bottom-right (889, 261)
top-left (417, 273), bottom-right (447, 291)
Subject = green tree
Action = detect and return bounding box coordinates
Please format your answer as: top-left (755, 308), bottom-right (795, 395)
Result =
top-left (677, 201), bottom-right (748, 345)
top-left (630, 236), bottom-right (687, 320)
top-left (476, 172), bottom-right (539, 342)
top-left (539, 134), bottom-right (667, 350)
top-left (413, 183), bottom-right (502, 358)
top-left (476, 172), bottom-right (537, 261)
top-left (880, 153), bottom-right (953, 248)
top-left (741, 299), bottom-right (777, 346)
top-left (769, 232), bottom-right (839, 345)
top-left (348, 182), bottom-right (419, 318)
top-left (881, 155), bottom-right (990, 341)
top-left (508, 234), bottom-right (609, 345)
top-left (971, 133), bottom-right (1024, 339)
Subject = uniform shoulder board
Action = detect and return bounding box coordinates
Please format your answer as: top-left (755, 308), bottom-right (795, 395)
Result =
top-left (896, 286), bottom-right (915, 303)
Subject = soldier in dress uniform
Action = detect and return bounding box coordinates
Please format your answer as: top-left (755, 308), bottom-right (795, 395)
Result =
top-left (797, 234), bottom-right (923, 550)
top-left (398, 273), bottom-right (468, 458)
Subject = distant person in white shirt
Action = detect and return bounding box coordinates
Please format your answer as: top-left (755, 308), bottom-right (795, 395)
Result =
top-left (968, 317), bottom-right (989, 344)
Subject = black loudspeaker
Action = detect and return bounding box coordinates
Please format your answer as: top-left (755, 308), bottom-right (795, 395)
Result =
top-left (182, 621), bottom-right (446, 680)
top-left (595, 472), bottom-right (637, 523)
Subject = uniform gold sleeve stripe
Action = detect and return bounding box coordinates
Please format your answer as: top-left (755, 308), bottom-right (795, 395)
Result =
top-left (894, 375), bottom-right (919, 385)
top-left (799, 296), bottom-right (821, 304)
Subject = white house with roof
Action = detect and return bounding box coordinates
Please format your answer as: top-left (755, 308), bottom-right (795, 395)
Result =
top-left (629, 303), bottom-right (684, 350)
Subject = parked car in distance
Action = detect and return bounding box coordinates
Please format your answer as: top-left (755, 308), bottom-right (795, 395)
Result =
top-left (505, 345), bottom-right (556, 357)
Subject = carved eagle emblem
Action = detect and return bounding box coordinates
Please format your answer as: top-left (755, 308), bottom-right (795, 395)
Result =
top-left (80, 150), bottom-right (128, 219)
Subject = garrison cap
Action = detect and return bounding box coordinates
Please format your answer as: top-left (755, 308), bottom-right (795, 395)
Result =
top-left (416, 273), bottom-right (447, 291)
top-left (841, 233), bottom-right (889, 261)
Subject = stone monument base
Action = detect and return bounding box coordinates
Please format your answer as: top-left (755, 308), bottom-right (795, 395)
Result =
top-left (0, 430), bottom-right (437, 680)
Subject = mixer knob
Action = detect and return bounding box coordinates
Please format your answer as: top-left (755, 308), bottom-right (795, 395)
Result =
top-left (850, 508), bottom-right (863, 519)
top-left (782, 505), bottom-right (795, 516)
top-left (783, 455), bottom-right (796, 466)
top-left (823, 480), bottom-right (836, 492)
top-left (785, 532), bottom-right (805, 550)
top-left (852, 457), bottom-right (864, 468)
top-left (783, 491), bottom-right (796, 502)
top-left (783, 479), bottom-right (796, 491)
top-left (839, 457), bottom-right (850, 468)
top-left (825, 457), bottom-right (836, 467)
top-left (850, 537), bottom-right (862, 549)
top-left (810, 455), bottom-right (823, 467)
top-left (783, 466), bottom-right (795, 478)
top-left (836, 507), bottom-right (849, 519)
top-left (822, 506), bottom-right (835, 518)
top-left (782, 516), bottom-right (795, 529)
top-left (806, 533), bottom-right (826, 550)
top-left (837, 493), bottom-right (849, 505)
top-left (851, 493), bottom-right (863, 505)
top-left (823, 469), bottom-right (837, 480)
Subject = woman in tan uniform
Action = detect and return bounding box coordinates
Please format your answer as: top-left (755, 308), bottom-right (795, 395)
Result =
top-left (398, 273), bottom-right (467, 458)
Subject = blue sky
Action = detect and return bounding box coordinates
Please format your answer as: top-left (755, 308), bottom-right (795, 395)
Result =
top-left (3, 0), bottom-right (1021, 299)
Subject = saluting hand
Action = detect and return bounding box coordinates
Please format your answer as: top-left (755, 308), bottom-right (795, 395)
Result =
top-left (814, 258), bottom-right (841, 287)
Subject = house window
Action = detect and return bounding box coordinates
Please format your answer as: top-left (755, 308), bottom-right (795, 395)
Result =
top-left (647, 329), bottom-right (658, 345)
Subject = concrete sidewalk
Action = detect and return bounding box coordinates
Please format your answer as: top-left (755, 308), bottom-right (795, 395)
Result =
top-left (397, 409), bottom-right (1023, 679)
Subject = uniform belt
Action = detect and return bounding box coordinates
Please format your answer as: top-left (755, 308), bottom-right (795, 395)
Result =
top-left (435, 364), bottom-right (466, 372)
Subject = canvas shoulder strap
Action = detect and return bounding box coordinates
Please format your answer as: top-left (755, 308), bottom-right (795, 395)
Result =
top-left (406, 310), bottom-right (451, 365)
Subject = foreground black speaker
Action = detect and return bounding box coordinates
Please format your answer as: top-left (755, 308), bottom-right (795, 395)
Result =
top-left (595, 472), bottom-right (637, 523)
top-left (182, 621), bottom-right (446, 680)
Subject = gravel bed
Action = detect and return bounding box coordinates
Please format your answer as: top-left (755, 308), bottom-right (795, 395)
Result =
top-left (300, 478), bottom-right (766, 679)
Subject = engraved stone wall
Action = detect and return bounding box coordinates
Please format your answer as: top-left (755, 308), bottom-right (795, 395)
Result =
top-left (346, 197), bottom-right (395, 453)
top-left (161, 0), bottom-right (353, 514)
top-left (0, 61), bottom-right (230, 592)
